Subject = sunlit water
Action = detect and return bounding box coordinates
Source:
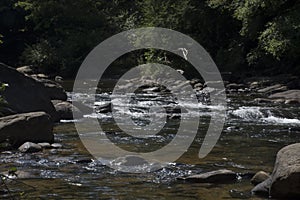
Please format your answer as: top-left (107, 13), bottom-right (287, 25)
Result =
top-left (1, 80), bottom-right (300, 199)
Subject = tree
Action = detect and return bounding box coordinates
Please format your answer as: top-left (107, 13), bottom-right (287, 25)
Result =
top-left (208, 0), bottom-right (300, 74)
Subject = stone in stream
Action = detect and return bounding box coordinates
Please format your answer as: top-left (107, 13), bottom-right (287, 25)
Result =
top-left (0, 112), bottom-right (54, 146)
top-left (52, 101), bottom-right (83, 120)
top-left (51, 143), bottom-right (63, 149)
top-left (179, 169), bottom-right (237, 183)
top-left (226, 83), bottom-right (246, 90)
top-left (0, 63), bottom-right (59, 121)
top-left (257, 84), bottom-right (287, 94)
top-left (18, 142), bottom-right (42, 153)
top-left (193, 82), bottom-right (203, 90)
top-left (251, 171), bottom-right (270, 185)
top-left (251, 177), bottom-right (271, 197)
top-left (37, 142), bottom-right (51, 149)
top-left (269, 90), bottom-right (300, 103)
top-left (252, 143), bottom-right (300, 199)
top-left (96, 102), bottom-right (112, 113)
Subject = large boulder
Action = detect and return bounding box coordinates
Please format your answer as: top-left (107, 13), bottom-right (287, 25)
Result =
top-left (252, 143), bottom-right (300, 198)
top-left (0, 63), bottom-right (58, 121)
top-left (270, 143), bottom-right (300, 198)
top-left (0, 112), bottom-right (54, 146)
top-left (32, 77), bottom-right (67, 101)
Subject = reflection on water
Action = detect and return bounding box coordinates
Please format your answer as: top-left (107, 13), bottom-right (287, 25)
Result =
top-left (1, 80), bottom-right (300, 199)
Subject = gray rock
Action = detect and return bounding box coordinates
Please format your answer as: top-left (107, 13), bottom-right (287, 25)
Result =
top-left (53, 101), bottom-right (83, 120)
top-left (55, 76), bottom-right (63, 82)
top-left (204, 81), bottom-right (224, 89)
top-left (270, 143), bottom-right (300, 198)
top-left (181, 169), bottom-right (237, 183)
top-left (284, 99), bottom-right (300, 104)
top-left (18, 142), bottom-right (42, 153)
top-left (32, 78), bottom-right (67, 101)
top-left (37, 142), bottom-right (51, 148)
top-left (269, 90), bottom-right (300, 100)
top-left (249, 81), bottom-right (260, 89)
top-left (0, 63), bottom-right (58, 121)
top-left (51, 143), bottom-right (63, 149)
top-left (251, 171), bottom-right (270, 185)
top-left (251, 177), bottom-right (271, 197)
top-left (16, 66), bottom-right (37, 75)
top-left (252, 143), bottom-right (300, 198)
top-left (44, 83), bottom-right (67, 101)
top-left (96, 103), bottom-right (112, 113)
top-left (0, 112), bottom-right (54, 146)
top-left (254, 98), bottom-right (273, 104)
top-left (193, 83), bottom-right (203, 90)
top-left (31, 73), bottom-right (49, 79)
top-left (226, 83), bottom-right (245, 90)
top-left (257, 84), bottom-right (287, 93)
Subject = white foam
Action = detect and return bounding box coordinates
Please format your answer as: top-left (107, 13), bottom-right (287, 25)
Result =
top-left (261, 116), bottom-right (300, 124)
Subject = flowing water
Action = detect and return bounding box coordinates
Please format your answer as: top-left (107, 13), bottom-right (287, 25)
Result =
top-left (1, 80), bottom-right (300, 199)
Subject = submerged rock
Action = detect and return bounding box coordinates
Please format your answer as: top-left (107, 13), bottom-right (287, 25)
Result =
top-left (0, 112), bottom-right (54, 146)
top-left (180, 169), bottom-right (237, 183)
top-left (18, 142), bottom-right (42, 153)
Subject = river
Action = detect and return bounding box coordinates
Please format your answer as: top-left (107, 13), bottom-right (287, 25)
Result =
top-left (1, 79), bottom-right (300, 199)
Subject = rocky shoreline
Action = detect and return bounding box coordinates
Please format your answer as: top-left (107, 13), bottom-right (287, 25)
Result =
top-left (0, 63), bottom-right (92, 146)
top-left (1, 63), bottom-right (300, 199)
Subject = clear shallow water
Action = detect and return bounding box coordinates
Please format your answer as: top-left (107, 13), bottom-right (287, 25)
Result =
top-left (1, 80), bottom-right (300, 199)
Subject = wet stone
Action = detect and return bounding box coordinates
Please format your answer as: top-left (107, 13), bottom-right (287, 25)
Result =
top-left (51, 143), bottom-right (63, 149)
top-left (37, 142), bottom-right (51, 149)
top-left (18, 142), bottom-right (42, 153)
top-left (180, 169), bottom-right (237, 183)
top-left (251, 171), bottom-right (270, 185)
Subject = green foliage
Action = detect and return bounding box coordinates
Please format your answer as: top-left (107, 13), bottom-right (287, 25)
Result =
top-left (207, 0), bottom-right (300, 72)
top-left (16, 0), bottom-right (116, 76)
top-left (22, 39), bottom-right (59, 73)
top-left (0, 0), bottom-right (299, 76)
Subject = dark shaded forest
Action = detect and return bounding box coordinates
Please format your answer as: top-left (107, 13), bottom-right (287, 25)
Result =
top-left (0, 0), bottom-right (299, 78)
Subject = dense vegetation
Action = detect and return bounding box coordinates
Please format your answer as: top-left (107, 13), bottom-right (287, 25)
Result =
top-left (0, 0), bottom-right (299, 78)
